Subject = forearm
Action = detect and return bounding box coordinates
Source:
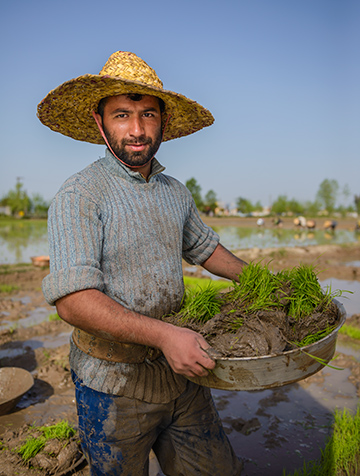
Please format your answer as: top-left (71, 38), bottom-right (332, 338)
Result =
top-left (56, 288), bottom-right (216, 377)
top-left (202, 243), bottom-right (248, 282)
top-left (56, 288), bottom-right (171, 348)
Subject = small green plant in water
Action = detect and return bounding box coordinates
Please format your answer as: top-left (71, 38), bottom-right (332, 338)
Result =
top-left (283, 407), bottom-right (360, 476)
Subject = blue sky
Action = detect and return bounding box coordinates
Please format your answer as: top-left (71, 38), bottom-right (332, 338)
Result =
top-left (1, 0), bottom-right (359, 209)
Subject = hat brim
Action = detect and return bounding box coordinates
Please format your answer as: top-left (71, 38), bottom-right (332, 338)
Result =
top-left (37, 74), bottom-right (214, 144)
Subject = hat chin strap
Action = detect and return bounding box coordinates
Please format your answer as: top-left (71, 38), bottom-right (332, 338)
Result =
top-left (91, 111), bottom-right (171, 169)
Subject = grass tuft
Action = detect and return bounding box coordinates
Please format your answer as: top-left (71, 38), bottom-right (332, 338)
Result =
top-left (0, 284), bottom-right (19, 293)
top-left (339, 324), bottom-right (360, 341)
top-left (225, 261), bottom-right (280, 313)
top-left (17, 420), bottom-right (76, 461)
top-left (283, 407), bottom-right (360, 476)
top-left (180, 282), bottom-right (223, 323)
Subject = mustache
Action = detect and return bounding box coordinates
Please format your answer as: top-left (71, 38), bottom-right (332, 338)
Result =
top-left (122, 137), bottom-right (152, 146)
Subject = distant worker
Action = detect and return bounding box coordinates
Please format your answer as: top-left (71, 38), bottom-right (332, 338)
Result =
top-left (323, 220), bottom-right (337, 231)
top-left (306, 219), bottom-right (316, 230)
top-left (293, 216), bottom-right (306, 228)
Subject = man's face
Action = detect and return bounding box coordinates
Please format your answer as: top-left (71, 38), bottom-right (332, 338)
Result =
top-left (99, 95), bottom-right (162, 168)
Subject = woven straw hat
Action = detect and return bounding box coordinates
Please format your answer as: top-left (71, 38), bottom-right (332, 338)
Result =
top-left (37, 51), bottom-right (214, 144)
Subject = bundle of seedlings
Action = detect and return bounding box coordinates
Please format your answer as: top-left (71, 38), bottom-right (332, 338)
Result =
top-left (1, 420), bottom-right (85, 475)
top-left (164, 262), bottom-right (347, 358)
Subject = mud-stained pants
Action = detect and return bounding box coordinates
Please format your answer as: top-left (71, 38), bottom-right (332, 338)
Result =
top-left (72, 372), bottom-right (242, 476)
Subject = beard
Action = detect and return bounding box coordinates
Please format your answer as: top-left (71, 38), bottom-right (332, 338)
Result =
top-left (103, 126), bottom-right (162, 168)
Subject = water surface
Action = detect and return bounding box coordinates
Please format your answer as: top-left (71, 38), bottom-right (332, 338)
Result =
top-left (0, 220), bottom-right (358, 265)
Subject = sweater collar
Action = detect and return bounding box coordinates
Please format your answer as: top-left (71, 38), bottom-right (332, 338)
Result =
top-left (104, 148), bottom-right (165, 183)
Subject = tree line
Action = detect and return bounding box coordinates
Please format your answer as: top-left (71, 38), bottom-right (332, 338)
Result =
top-left (186, 178), bottom-right (360, 217)
top-left (1, 177), bottom-right (359, 219)
top-left (0, 179), bottom-right (49, 218)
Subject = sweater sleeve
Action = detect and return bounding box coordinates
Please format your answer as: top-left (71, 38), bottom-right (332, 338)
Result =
top-left (182, 196), bottom-right (220, 265)
top-left (42, 187), bottom-right (105, 306)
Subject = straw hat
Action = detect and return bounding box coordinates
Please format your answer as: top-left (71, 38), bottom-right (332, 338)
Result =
top-left (37, 51), bottom-right (214, 144)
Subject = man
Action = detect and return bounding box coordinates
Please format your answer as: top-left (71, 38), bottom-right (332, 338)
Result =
top-left (38, 51), bottom-right (247, 475)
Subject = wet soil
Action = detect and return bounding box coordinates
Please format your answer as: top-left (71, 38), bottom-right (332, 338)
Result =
top-left (164, 291), bottom-right (341, 359)
top-left (0, 238), bottom-right (359, 475)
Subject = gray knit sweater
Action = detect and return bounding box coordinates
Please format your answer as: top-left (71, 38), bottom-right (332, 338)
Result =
top-left (43, 149), bottom-right (219, 403)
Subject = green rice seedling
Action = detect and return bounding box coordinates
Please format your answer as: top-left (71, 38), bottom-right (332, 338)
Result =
top-left (40, 420), bottom-right (76, 440)
top-left (283, 407), bottom-right (360, 476)
top-left (295, 325), bottom-right (337, 347)
top-left (17, 437), bottom-right (45, 461)
top-left (285, 264), bottom-right (325, 319)
top-left (228, 316), bottom-right (244, 331)
top-left (17, 420), bottom-right (76, 462)
top-left (180, 282), bottom-right (223, 323)
top-left (183, 275), bottom-right (230, 291)
top-left (226, 261), bottom-right (280, 313)
top-left (284, 264), bottom-right (348, 320)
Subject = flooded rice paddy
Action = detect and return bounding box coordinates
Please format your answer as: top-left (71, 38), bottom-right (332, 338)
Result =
top-left (0, 220), bottom-right (359, 264)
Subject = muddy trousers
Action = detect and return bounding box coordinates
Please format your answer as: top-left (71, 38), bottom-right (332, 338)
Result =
top-left (72, 372), bottom-right (242, 476)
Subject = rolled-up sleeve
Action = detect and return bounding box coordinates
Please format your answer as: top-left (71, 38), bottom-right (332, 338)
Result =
top-left (182, 199), bottom-right (219, 265)
top-left (42, 187), bottom-right (105, 306)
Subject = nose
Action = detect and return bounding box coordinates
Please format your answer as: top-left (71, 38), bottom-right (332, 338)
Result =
top-left (129, 115), bottom-right (145, 138)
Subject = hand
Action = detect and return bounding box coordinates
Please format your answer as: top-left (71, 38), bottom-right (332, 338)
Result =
top-left (159, 326), bottom-right (216, 378)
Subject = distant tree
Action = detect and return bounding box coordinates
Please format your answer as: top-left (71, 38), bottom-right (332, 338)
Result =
top-left (354, 195), bottom-right (360, 215)
top-left (316, 179), bottom-right (339, 214)
top-left (342, 184), bottom-right (351, 205)
top-left (203, 189), bottom-right (218, 215)
top-left (271, 195), bottom-right (288, 215)
top-left (31, 193), bottom-right (49, 218)
top-left (1, 179), bottom-right (31, 216)
top-left (303, 200), bottom-right (321, 216)
top-left (236, 197), bottom-right (254, 215)
top-left (289, 199), bottom-right (304, 215)
top-left (253, 201), bottom-right (263, 212)
top-left (185, 178), bottom-right (203, 210)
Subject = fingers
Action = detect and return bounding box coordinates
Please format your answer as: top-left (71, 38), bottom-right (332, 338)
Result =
top-left (160, 326), bottom-right (218, 377)
top-left (200, 346), bottom-right (222, 361)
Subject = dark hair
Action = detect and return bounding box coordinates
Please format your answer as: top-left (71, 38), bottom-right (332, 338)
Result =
top-left (97, 94), bottom-right (165, 118)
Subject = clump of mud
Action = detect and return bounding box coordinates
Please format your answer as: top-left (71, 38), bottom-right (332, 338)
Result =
top-left (165, 299), bottom-right (340, 358)
top-left (0, 421), bottom-right (86, 476)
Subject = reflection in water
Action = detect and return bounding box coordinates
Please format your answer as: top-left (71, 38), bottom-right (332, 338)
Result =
top-left (0, 221), bottom-right (358, 265)
top-left (320, 278), bottom-right (360, 317)
top-left (0, 220), bottom-right (48, 264)
top-left (212, 226), bottom-right (358, 251)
